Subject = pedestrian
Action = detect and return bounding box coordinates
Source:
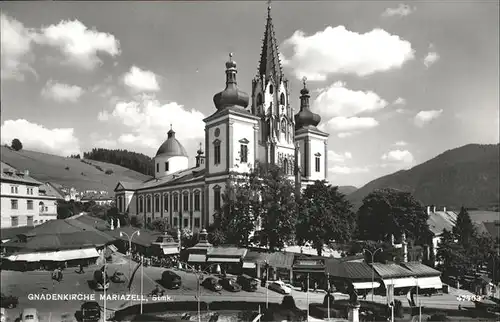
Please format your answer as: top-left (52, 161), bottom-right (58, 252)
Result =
top-left (78, 263), bottom-right (85, 274)
top-left (313, 281), bottom-right (318, 292)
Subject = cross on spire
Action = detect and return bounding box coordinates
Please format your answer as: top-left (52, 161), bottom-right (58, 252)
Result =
top-left (267, 0), bottom-right (272, 11)
top-left (229, 52), bottom-right (233, 61)
top-left (170, 124), bottom-right (172, 130)
top-left (302, 76), bottom-right (307, 88)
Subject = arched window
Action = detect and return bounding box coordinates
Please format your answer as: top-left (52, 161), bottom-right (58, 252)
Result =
top-left (139, 196), bottom-right (144, 212)
top-left (257, 93), bottom-right (263, 106)
top-left (280, 93), bottom-right (285, 105)
top-left (163, 194), bottom-right (168, 211)
top-left (146, 195), bottom-right (152, 213)
top-left (283, 158), bottom-right (289, 175)
top-left (269, 84), bottom-right (274, 94)
top-left (39, 201), bottom-right (45, 213)
top-left (154, 195), bottom-right (160, 212)
top-left (281, 119), bottom-right (286, 132)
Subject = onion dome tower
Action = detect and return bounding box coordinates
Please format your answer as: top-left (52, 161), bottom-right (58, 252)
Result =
top-left (293, 77), bottom-right (329, 186)
top-left (213, 53), bottom-right (249, 111)
top-left (154, 125), bottom-right (189, 178)
top-left (294, 77), bottom-right (321, 130)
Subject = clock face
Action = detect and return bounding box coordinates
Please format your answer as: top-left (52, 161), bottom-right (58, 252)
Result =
top-left (214, 128), bottom-right (220, 137)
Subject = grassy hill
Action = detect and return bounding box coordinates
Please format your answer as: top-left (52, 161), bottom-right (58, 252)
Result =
top-left (0, 146), bottom-right (151, 194)
top-left (348, 144), bottom-right (500, 211)
top-left (338, 185), bottom-right (358, 196)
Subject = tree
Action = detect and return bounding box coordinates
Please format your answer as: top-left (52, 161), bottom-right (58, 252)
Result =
top-left (130, 215), bottom-right (143, 228)
top-left (217, 172), bottom-right (260, 246)
top-left (436, 229), bottom-right (472, 278)
top-left (296, 181), bottom-right (356, 256)
top-left (11, 138), bottom-right (23, 151)
top-left (207, 224), bottom-right (226, 246)
top-left (453, 206), bottom-right (475, 247)
top-left (356, 188), bottom-right (431, 244)
top-left (149, 218), bottom-right (169, 232)
top-left (252, 163), bottom-right (298, 251)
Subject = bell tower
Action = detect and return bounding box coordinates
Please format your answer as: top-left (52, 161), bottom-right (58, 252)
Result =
top-left (251, 2), bottom-right (295, 176)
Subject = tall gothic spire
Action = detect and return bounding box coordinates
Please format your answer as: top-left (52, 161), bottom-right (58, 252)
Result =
top-left (257, 1), bottom-right (283, 82)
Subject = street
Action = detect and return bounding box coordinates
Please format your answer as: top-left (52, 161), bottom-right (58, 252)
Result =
top-left (1, 254), bottom-right (477, 321)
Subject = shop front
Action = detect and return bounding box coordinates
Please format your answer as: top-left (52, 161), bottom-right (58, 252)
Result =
top-left (206, 246), bottom-right (247, 275)
top-left (292, 255), bottom-right (327, 290)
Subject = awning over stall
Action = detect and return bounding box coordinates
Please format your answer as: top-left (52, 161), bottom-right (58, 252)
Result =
top-left (243, 262), bottom-right (256, 269)
top-left (383, 277), bottom-right (416, 288)
top-left (207, 257), bottom-right (240, 263)
top-left (353, 281), bottom-right (381, 290)
top-left (162, 247), bottom-right (179, 255)
top-left (188, 254), bottom-right (206, 263)
top-left (416, 276), bottom-right (443, 289)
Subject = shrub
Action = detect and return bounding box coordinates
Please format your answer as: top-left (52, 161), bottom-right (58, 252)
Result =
top-left (95, 165), bottom-right (103, 172)
top-left (130, 215), bottom-right (143, 228)
top-left (11, 138), bottom-right (23, 151)
top-left (427, 312), bottom-right (447, 321)
top-left (105, 169), bottom-right (113, 175)
top-left (81, 172), bottom-right (86, 176)
top-left (65, 166), bottom-right (70, 170)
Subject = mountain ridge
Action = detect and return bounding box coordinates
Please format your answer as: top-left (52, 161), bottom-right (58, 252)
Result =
top-left (347, 143), bottom-right (500, 211)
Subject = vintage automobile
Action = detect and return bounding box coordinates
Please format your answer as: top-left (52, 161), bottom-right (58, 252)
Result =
top-left (202, 277), bottom-right (223, 292)
top-left (21, 308), bottom-right (39, 322)
top-left (81, 301), bottom-right (101, 322)
top-left (0, 293), bottom-right (18, 308)
top-left (268, 280), bottom-right (292, 294)
top-left (161, 270), bottom-right (182, 289)
top-left (110, 271), bottom-right (126, 283)
top-left (237, 274), bottom-right (259, 292)
top-left (220, 277), bottom-right (242, 292)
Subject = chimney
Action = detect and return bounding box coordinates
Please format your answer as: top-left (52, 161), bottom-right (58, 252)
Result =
top-left (433, 206), bottom-right (436, 213)
top-left (24, 170), bottom-right (29, 176)
top-left (427, 206), bottom-right (430, 215)
top-left (443, 206), bottom-right (447, 213)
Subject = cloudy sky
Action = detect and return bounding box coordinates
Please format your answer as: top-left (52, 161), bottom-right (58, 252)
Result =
top-left (1, 1), bottom-right (498, 187)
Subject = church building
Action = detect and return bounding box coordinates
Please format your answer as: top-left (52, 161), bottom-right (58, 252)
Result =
top-left (114, 6), bottom-right (329, 232)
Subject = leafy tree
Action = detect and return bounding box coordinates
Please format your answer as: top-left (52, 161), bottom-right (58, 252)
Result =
top-left (296, 181), bottom-right (355, 256)
top-left (453, 206), bottom-right (475, 247)
top-left (130, 215), bottom-right (143, 228)
top-left (436, 229), bottom-right (472, 278)
top-left (356, 188), bottom-right (431, 244)
top-left (217, 172), bottom-right (260, 246)
top-left (149, 218), bottom-right (169, 232)
top-left (252, 163), bottom-right (298, 251)
top-left (11, 138), bottom-right (22, 151)
top-left (207, 224), bottom-right (226, 246)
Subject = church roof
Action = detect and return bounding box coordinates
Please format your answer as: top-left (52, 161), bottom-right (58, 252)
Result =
top-left (213, 54), bottom-right (249, 111)
top-left (257, 5), bottom-right (283, 83)
top-left (156, 128), bottom-right (188, 158)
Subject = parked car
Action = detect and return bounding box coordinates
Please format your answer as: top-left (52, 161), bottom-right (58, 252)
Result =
top-left (268, 280), bottom-right (292, 294)
top-left (202, 277), bottom-right (222, 292)
top-left (0, 293), bottom-right (18, 308)
top-left (1, 308), bottom-right (7, 322)
top-left (93, 270), bottom-right (110, 290)
top-left (110, 271), bottom-right (126, 283)
top-left (237, 274), bottom-right (258, 292)
top-left (161, 270), bottom-right (182, 289)
top-left (220, 277), bottom-right (242, 292)
top-left (21, 309), bottom-right (39, 322)
top-left (81, 301), bottom-right (101, 322)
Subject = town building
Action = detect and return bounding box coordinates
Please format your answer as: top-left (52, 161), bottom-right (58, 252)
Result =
top-left (114, 5), bottom-right (329, 232)
top-left (0, 162), bottom-right (59, 229)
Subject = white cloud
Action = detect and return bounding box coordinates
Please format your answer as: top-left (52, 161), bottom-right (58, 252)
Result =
top-left (393, 97), bottom-right (406, 105)
top-left (337, 132), bottom-right (355, 138)
top-left (0, 119), bottom-right (81, 156)
top-left (0, 13), bottom-right (37, 81)
top-left (312, 81), bottom-right (388, 119)
top-left (34, 19), bottom-right (120, 69)
top-left (414, 109), bottom-right (443, 127)
top-left (394, 141), bottom-right (408, 146)
top-left (123, 66), bottom-right (160, 92)
top-left (382, 4), bottom-right (416, 17)
top-left (381, 149), bottom-right (414, 163)
top-left (328, 150), bottom-right (352, 163)
top-left (329, 166), bottom-right (369, 174)
top-left (281, 26), bottom-right (414, 80)
top-left (424, 44), bottom-right (440, 68)
top-left (41, 80), bottom-right (84, 102)
top-left (324, 116), bottom-right (379, 132)
top-left (98, 96), bottom-right (205, 150)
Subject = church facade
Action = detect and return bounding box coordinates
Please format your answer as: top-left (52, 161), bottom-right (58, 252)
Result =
top-left (114, 6), bottom-right (329, 232)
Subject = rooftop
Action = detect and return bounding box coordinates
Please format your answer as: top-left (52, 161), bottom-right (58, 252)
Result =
top-left (0, 161), bottom-right (42, 186)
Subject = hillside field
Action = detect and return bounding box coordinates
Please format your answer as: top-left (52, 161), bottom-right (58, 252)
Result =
top-left (0, 146), bottom-right (151, 194)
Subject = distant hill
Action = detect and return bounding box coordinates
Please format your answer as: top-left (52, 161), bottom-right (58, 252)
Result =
top-left (0, 146), bottom-right (151, 195)
top-left (348, 144), bottom-right (500, 211)
top-left (338, 185), bottom-right (358, 195)
top-left (83, 148), bottom-right (154, 176)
